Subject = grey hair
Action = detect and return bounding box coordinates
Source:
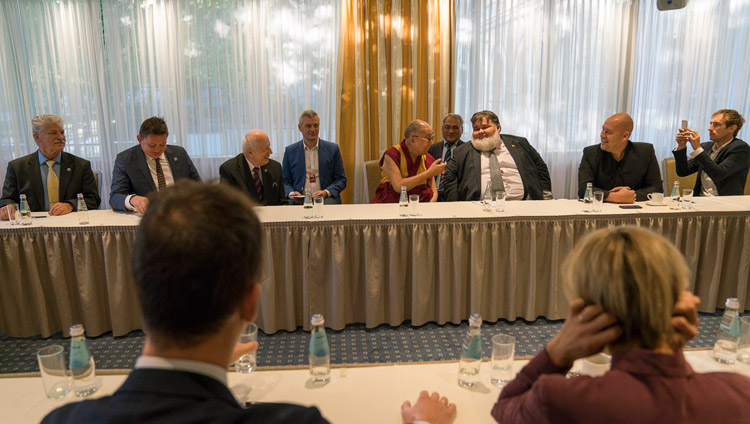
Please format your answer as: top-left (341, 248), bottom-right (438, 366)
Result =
top-left (404, 120), bottom-right (428, 139)
top-left (442, 113), bottom-right (464, 126)
top-left (298, 110), bottom-right (319, 125)
top-left (31, 114), bottom-right (64, 133)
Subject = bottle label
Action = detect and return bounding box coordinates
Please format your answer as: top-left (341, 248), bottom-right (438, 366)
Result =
top-left (461, 334), bottom-right (482, 359)
top-left (719, 310), bottom-right (739, 337)
top-left (310, 332), bottom-right (330, 357)
top-left (70, 342), bottom-right (91, 369)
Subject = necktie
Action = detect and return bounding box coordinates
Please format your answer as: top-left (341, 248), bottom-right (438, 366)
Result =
top-left (155, 158), bottom-right (166, 190)
top-left (488, 152), bottom-right (506, 194)
top-left (46, 160), bottom-right (59, 205)
top-left (253, 167), bottom-right (264, 201)
top-left (438, 144), bottom-right (453, 190)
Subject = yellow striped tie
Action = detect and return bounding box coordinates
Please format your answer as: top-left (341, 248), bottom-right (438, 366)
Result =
top-left (46, 160), bottom-right (59, 206)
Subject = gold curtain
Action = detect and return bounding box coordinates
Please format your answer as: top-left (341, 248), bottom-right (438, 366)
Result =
top-left (337, 0), bottom-right (455, 204)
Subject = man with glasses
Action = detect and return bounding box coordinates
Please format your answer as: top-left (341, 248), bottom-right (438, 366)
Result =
top-left (673, 109), bottom-right (749, 196)
top-left (371, 119), bottom-right (446, 203)
top-left (428, 113), bottom-right (466, 201)
top-left (282, 110), bottom-right (347, 204)
top-left (443, 111), bottom-right (551, 202)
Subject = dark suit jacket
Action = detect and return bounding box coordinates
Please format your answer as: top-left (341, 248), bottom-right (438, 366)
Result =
top-left (578, 141), bottom-right (662, 201)
top-left (42, 368), bottom-right (328, 424)
top-left (281, 139), bottom-right (347, 202)
top-left (0, 151), bottom-right (100, 211)
top-left (220, 154), bottom-right (286, 206)
top-left (427, 139), bottom-right (465, 162)
top-left (673, 138), bottom-right (750, 196)
top-left (109, 145), bottom-right (201, 211)
top-left (442, 135), bottom-right (551, 201)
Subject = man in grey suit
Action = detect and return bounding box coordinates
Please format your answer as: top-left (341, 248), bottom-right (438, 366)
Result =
top-left (43, 181), bottom-right (456, 424)
top-left (443, 110), bottom-right (552, 201)
top-left (428, 113), bottom-right (465, 201)
top-left (220, 130), bottom-right (286, 206)
top-left (578, 113), bottom-right (662, 203)
top-left (674, 109), bottom-right (749, 196)
top-left (109, 117), bottom-right (201, 213)
top-left (0, 114), bottom-right (99, 219)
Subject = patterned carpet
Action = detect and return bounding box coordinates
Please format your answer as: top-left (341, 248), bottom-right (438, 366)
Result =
top-left (0, 312), bottom-right (732, 375)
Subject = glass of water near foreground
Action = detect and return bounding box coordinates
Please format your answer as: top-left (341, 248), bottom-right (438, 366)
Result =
top-left (235, 323), bottom-right (258, 373)
top-left (490, 334), bottom-right (515, 388)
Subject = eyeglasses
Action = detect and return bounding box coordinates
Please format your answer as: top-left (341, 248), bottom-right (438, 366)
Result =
top-left (443, 125), bottom-right (462, 131)
top-left (413, 134), bottom-right (435, 142)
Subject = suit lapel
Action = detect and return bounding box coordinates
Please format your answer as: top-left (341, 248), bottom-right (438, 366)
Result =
top-left (165, 147), bottom-right (180, 178)
top-left (58, 152), bottom-right (73, 199)
top-left (26, 154), bottom-right (45, 210)
top-left (470, 145), bottom-right (482, 192)
top-left (134, 147), bottom-right (156, 192)
top-left (238, 156), bottom-right (252, 194)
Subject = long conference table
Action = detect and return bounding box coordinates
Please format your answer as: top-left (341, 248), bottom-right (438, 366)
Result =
top-left (3, 350), bottom-right (749, 423)
top-left (1, 197), bottom-right (749, 337)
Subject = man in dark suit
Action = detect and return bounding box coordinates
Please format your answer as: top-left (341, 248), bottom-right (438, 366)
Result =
top-left (578, 113), bottom-right (662, 203)
top-left (282, 110), bottom-right (346, 204)
top-left (428, 113), bottom-right (465, 201)
top-left (0, 114), bottom-right (99, 219)
top-left (220, 130), bottom-right (285, 206)
top-left (443, 110), bottom-right (552, 202)
top-left (109, 117), bottom-right (201, 213)
top-left (42, 181), bottom-right (455, 424)
top-left (673, 109), bottom-right (749, 196)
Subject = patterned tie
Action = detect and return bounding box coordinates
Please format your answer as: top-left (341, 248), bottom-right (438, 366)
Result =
top-left (46, 160), bottom-right (59, 205)
top-left (438, 144), bottom-right (453, 190)
top-left (155, 158), bottom-right (167, 190)
top-left (253, 167), bottom-right (263, 201)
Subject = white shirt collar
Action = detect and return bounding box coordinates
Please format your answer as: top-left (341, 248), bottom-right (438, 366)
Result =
top-left (303, 139), bottom-right (319, 151)
top-left (245, 156), bottom-right (260, 170)
top-left (135, 355), bottom-right (227, 386)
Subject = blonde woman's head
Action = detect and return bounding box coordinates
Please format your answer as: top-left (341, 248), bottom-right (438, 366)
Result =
top-left (562, 226), bottom-right (689, 350)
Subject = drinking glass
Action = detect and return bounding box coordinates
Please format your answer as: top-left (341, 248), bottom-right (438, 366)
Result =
top-left (490, 334), bottom-right (515, 388)
top-left (313, 196), bottom-right (324, 218)
top-left (493, 191), bottom-right (506, 212)
top-left (738, 317), bottom-right (750, 365)
top-left (37, 345), bottom-right (70, 399)
top-left (483, 183), bottom-right (493, 211)
top-left (592, 191), bottom-right (604, 212)
top-left (681, 189), bottom-right (693, 209)
top-left (7, 204), bottom-right (19, 225)
top-left (408, 194), bottom-right (419, 216)
top-left (235, 323), bottom-right (258, 373)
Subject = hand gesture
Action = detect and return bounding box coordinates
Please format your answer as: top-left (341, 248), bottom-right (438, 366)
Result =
top-left (427, 159), bottom-right (447, 177)
top-left (401, 391), bottom-right (456, 424)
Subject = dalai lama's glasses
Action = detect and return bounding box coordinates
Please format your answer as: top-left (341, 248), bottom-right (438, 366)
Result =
top-left (413, 134), bottom-right (435, 142)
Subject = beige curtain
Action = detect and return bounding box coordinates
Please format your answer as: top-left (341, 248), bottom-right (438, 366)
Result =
top-left (337, 0), bottom-right (455, 204)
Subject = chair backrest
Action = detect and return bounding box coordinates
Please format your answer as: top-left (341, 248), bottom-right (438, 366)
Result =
top-left (362, 160), bottom-right (381, 202)
top-left (662, 158), bottom-right (696, 194)
top-left (93, 170), bottom-right (102, 196)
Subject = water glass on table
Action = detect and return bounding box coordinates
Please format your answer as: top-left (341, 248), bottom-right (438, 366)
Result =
top-left (408, 194), bottom-right (419, 216)
top-left (6, 204), bottom-right (19, 225)
top-left (313, 196), bottom-right (324, 218)
top-left (681, 189), bottom-right (693, 209)
top-left (37, 345), bottom-right (70, 399)
top-left (490, 333), bottom-right (515, 388)
top-left (493, 191), bottom-right (506, 212)
top-left (235, 323), bottom-right (258, 373)
top-left (738, 316), bottom-right (750, 365)
top-left (592, 191), bottom-right (604, 212)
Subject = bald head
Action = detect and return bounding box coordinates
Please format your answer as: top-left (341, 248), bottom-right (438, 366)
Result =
top-left (243, 130), bottom-right (272, 167)
top-left (600, 113), bottom-right (633, 160)
top-left (403, 119), bottom-right (434, 157)
top-left (404, 120), bottom-right (430, 139)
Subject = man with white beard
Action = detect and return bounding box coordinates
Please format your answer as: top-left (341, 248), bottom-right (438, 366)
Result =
top-left (442, 110), bottom-right (552, 201)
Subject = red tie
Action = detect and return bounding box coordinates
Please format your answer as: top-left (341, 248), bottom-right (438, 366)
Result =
top-left (253, 167), bottom-right (263, 201)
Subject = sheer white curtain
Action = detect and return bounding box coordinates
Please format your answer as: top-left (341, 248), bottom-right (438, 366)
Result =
top-left (0, 0), bottom-right (109, 191)
top-left (0, 0), bottom-right (340, 206)
top-left (455, 0), bottom-right (637, 199)
top-left (630, 0), bottom-right (750, 161)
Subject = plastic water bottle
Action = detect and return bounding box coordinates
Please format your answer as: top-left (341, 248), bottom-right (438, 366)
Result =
top-left (69, 324), bottom-right (100, 397)
top-left (458, 313), bottom-right (482, 388)
top-left (303, 188), bottom-right (314, 219)
top-left (77, 193), bottom-right (89, 225)
top-left (670, 181), bottom-right (680, 210)
top-left (713, 298), bottom-right (740, 364)
top-left (582, 183), bottom-right (593, 212)
top-left (19, 194), bottom-right (32, 225)
top-left (398, 186), bottom-right (409, 216)
top-left (309, 314), bottom-right (331, 384)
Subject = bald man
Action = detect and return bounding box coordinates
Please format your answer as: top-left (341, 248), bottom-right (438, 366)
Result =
top-left (578, 113), bottom-right (662, 203)
top-left (219, 130), bottom-right (286, 205)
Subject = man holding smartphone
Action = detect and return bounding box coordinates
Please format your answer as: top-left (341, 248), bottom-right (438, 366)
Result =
top-left (673, 109), bottom-right (749, 196)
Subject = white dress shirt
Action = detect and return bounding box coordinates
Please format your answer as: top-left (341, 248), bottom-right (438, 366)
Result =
top-left (479, 139), bottom-right (524, 200)
top-left (689, 138), bottom-right (733, 196)
top-left (304, 140), bottom-right (322, 194)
